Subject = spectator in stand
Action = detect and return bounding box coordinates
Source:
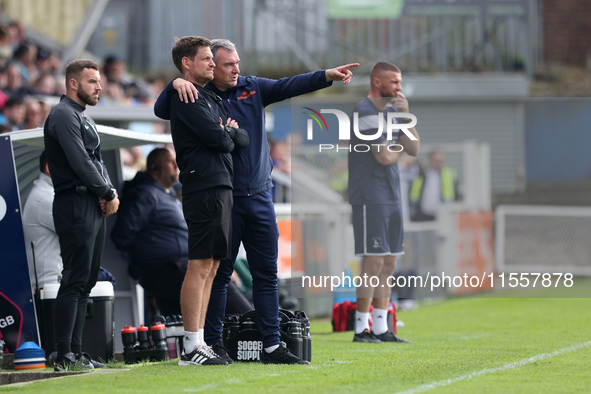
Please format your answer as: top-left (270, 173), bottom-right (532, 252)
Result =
top-left (3, 63), bottom-right (35, 98)
top-left (23, 98), bottom-right (45, 129)
top-left (3, 63), bottom-right (22, 95)
top-left (2, 96), bottom-right (26, 130)
top-left (102, 80), bottom-right (134, 106)
top-left (35, 47), bottom-right (59, 76)
top-left (7, 20), bottom-right (25, 50)
top-left (269, 139), bottom-right (291, 174)
top-left (102, 55), bottom-right (150, 103)
top-left (11, 41), bottom-right (38, 84)
top-left (398, 155), bottom-right (421, 224)
top-left (0, 25), bottom-right (13, 67)
top-left (33, 73), bottom-right (58, 96)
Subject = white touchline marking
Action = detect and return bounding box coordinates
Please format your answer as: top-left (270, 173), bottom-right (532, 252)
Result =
top-left (396, 341), bottom-right (591, 394)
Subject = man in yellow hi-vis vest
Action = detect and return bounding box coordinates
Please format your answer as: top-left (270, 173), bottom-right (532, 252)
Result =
top-left (409, 149), bottom-right (459, 221)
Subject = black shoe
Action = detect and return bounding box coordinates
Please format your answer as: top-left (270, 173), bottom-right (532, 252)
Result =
top-left (47, 351), bottom-right (58, 367)
top-left (178, 345), bottom-right (228, 366)
top-left (353, 329), bottom-right (382, 343)
top-left (260, 343), bottom-right (309, 364)
top-left (54, 352), bottom-right (94, 371)
top-left (210, 341), bottom-right (234, 365)
top-left (373, 331), bottom-right (413, 343)
top-left (77, 352), bottom-right (105, 368)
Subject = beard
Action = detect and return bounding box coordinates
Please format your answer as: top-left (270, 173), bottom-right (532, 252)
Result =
top-left (77, 88), bottom-right (99, 106)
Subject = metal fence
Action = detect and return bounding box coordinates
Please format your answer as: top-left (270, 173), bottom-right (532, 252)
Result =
top-left (77, 0), bottom-right (541, 76)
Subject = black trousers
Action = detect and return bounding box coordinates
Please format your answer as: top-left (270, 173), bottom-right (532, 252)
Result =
top-left (53, 190), bottom-right (105, 355)
top-left (138, 260), bottom-right (187, 317)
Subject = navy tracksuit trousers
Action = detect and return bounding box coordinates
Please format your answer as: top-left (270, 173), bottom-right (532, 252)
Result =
top-left (205, 189), bottom-right (280, 348)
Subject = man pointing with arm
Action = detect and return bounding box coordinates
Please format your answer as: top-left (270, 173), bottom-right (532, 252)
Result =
top-left (155, 38), bottom-right (357, 364)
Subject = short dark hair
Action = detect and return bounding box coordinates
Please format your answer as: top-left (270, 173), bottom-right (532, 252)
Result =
top-left (65, 59), bottom-right (99, 84)
top-left (370, 62), bottom-right (401, 79)
top-left (171, 36), bottom-right (211, 74)
top-left (146, 147), bottom-right (170, 173)
top-left (39, 150), bottom-right (47, 173)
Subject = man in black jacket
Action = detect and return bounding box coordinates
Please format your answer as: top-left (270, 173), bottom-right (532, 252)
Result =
top-left (44, 59), bottom-right (119, 370)
top-left (169, 36), bottom-right (248, 366)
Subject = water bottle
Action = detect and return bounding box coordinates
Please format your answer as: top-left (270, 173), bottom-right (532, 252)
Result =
top-left (137, 325), bottom-right (151, 350)
top-left (121, 326), bottom-right (137, 353)
top-left (150, 322), bottom-right (167, 352)
top-left (295, 311), bottom-right (311, 362)
top-left (165, 316), bottom-right (178, 359)
top-left (285, 320), bottom-right (303, 359)
top-left (173, 315), bottom-right (184, 358)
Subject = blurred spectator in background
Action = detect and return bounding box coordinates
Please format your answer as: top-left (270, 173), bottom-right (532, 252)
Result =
top-left (35, 47), bottom-right (59, 76)
top-left (11, 41), bottom-right (38, 84)
top-left (4, 63), bottom-right (23, 95)
top-left (0, 25), bottom-right (13, 67)
top-left (102, 79), bottom-right (134, 106)
top-left (2, 96), bottom-right (26, 130)
top-left (409, 149), bottom-right (459, 222)
top-left (23, 98), bottom-right (44, 129)
top-left (8, 20), bottom-right (26, 49)
top-left (33, 73), bottom-right (58, 96)
top-left (398, 155), bottom-right (421, 224)
top-left (269, 139), bottom-right (291, 175)
top-left (269, 139), bottom-right (291, 202)
top-left (103, 55), bottom-right (150, 103)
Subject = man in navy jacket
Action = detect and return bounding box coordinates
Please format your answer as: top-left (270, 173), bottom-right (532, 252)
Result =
top-left (155, 38), bottom-right (357, 364)
top-left (111, 147), bottom-right (187, 318)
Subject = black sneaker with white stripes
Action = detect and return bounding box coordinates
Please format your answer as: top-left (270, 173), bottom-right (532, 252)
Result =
top-left (178, 345), bottom-right (228, 366)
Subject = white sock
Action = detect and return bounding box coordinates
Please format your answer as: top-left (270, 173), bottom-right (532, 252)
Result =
top-left (355, 311), bottom-right (370, 334)
top-left (372, 308), bottom-right (388, 335)
top-left (265, 344), bottom-right (279, 353)
top-left (184, 331), bottom-right (199, 353)
top-left (198, 329), bottom-right (205, 345)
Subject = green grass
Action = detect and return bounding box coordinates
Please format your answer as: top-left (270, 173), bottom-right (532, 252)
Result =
top-left (2, 286), bottom-right (591, 393)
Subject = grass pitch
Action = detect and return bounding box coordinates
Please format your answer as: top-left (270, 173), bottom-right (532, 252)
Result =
top-left (2, 283), bottom-right (590, 393)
